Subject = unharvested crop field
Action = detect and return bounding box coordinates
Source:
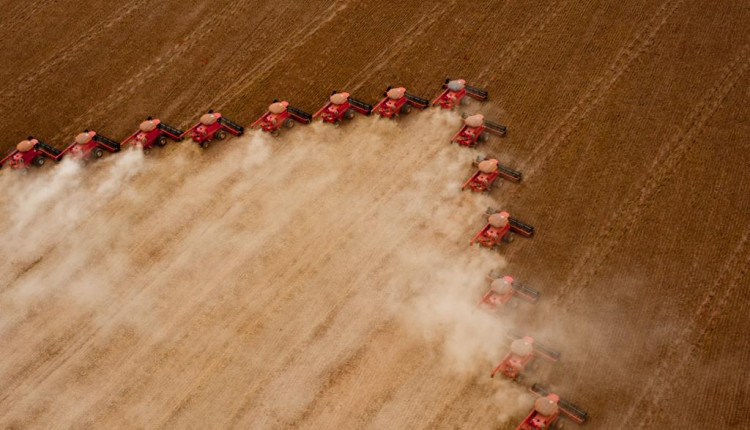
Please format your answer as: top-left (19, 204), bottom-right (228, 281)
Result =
top-left (0, 1), bottom-right (748, 429)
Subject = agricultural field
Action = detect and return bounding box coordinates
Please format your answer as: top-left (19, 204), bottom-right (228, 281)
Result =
top-left (0, 1), bottom-right (748, 429)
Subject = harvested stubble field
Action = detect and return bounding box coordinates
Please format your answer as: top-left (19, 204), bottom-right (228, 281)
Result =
top-left (0, 1), bottom-right (748, 429)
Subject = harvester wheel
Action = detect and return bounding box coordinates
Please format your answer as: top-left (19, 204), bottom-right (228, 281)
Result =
top-left (479, 132), bottom-right (489, 142)
top-left (200, 141), bottom-right (210, 149)
top-left (157, 136), bottom-right (168, 146)
top-left (344, 109), bottom-right (355, 119)
top-left (502, 233), bottom-right (515, 243)
top-left (92, 147), bottom-right (104, 158)
top-left (143, 147), bottom-right (151, 156)
top-left (215, 130), bottom-right (226, 140)
top-left (271, 130), bottom-right (280, 137)
top-left (33, 156), bottom-right (45, 167)
top-left (284, 118), bottom-right (295, 128)
top-left (400, 104), bottom-right (412, 115)
top-left (333, 121), bottom-right (340, 128)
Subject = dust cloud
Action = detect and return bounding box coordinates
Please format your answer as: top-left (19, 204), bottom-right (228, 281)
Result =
top-left (0, 108), bottom-right (531, 428)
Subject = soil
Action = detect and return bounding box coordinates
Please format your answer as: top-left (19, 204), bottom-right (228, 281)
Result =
top-left (0, 1), bottom-right (748, 429)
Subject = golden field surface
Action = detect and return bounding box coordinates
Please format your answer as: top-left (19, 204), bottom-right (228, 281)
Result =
top-left (0, 1), bottom-right (748, 428)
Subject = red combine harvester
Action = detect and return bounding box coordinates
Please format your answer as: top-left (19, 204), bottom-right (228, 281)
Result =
top-left (462, 155), bottom-right (522, 193)
top-left (64, 130), bottom-right (121, 162)
top-left (451, 113), bottom-right (507, 147)
top-left (0, 137), bottom-right (65, 169)
top-left (186, 110), bottom-right (245, 148)
top-left (478, 273), bottom-right (540, 310)
top-left (313, 91), bottom-right (372, 125)
top-left (121, 117), bottom-right (184, 154)
top-left (471, 207), bottom-right (534, 248)
top-left (432, 78), bottom-right (488, 109)
top-left (371, 86), bottom-right (429, 118)
top-left (490, 332), bottom-right (559, 381)
top-left (515, 384), bottom-right (588, 430)
top-left (251, 100), bottom-right (312, 136)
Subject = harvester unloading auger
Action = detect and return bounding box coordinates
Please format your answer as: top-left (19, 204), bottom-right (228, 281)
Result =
top-left (314, 91), bottom-right (372, 125)
top-left (252, 100), bottom-right (312, 136)
top-left (0, 137), bottom-right (66, 169)
top-left (432, 78), bottom-right (489, 109)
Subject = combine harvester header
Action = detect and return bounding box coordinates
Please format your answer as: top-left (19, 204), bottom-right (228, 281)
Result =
top-left (314, 91), bottom-right (372, 125)
top-left (252, 100), bottom-right (312, 136)
top-left (515, 384), bottom-right (588, 429)
top-left (186, 110), bottom-right (244, 148)
top-left (462, 155), bottom-right (522, 193)
top-left (491, 331), bottom-right (559, 382)
top-left (478, 273), bottom-right (539, 311)
top-left (451, 113), bottom-right (507, 147)
top-left (64, 130), bottom-right (121, 162)
top-left (121, 117), bottom-right (184, 154)
top-left (471, 207), bottom-right (535, 249)
top-left (432, 78), bottom-right (489, 109)
top-left (0, 137), bottom-right (65, 169)
top-left (371, 86), bottom-right (429, 118)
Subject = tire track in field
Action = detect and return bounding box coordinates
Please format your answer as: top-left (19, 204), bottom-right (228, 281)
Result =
top-left (207, 2), bottom-right (347, 109)
top-left (557, 44), bottom-right (750, 299)
top-left (0, 0), bottom-right (149, 101)
top-left (158, 202), bottom-right (416, 429)
top-left (621, 226), bottom-right (750, 428)
top-left (342, 1), bottom-right (454, 92)
top-left (281, 322), bottom-right (399, 427)
top-left (474, 0), bottom-right (565, 82)
top-left (421, 379), bottom-right (475, 429)
top-left (56, 3), bottom-right (231, 140)
top-left (516, 0), bottom-right (684, 175)
top-left (0, 0), bottom-right (54, 35)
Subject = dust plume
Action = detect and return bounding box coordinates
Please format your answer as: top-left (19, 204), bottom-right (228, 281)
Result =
top-left (1, 108), bottom-right (529, 428)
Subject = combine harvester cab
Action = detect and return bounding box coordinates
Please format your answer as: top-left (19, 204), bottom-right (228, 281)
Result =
top-left (252, 100), bottom-right (312, 136)
top-left (451, 113), bottom-right (507, 147)
top-left (432, 78), bottom-right (488, 109)
top-left (186, 110), bottom-right (244, 148)
top-left (371, 86), bottom-right (429, 118)
top-left (515, 384), bottom-right (588, 429)
top-left (462, 155), bottom-right (522, 193)
top-left (64, 130), bottom-right (121, 162)
top-left (0, 137), bottom-right (65, 170)
top-left (491, 332), bottom-right (559, 382)
top-left (471, 207), bottom-right (534, 249)
top-left (313, 91), bottom-right (372, 125)
top-left (121, 117), bottom-right (184, 154)
top-left (479, 273), bottom-right (539, 311)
